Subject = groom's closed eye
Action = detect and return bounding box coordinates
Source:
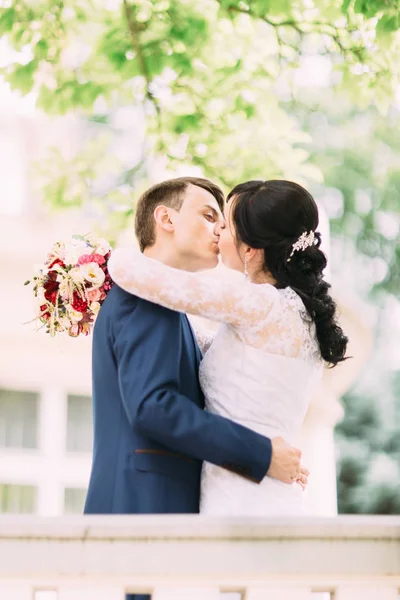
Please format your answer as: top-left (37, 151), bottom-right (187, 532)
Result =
top-left (203, 209), bottom-right (218, 222)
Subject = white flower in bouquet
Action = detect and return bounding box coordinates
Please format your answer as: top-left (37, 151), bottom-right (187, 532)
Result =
top-left (90, 301), bottom-right (101, 317)
top-left (93, 237), bottom-right (111, 256)
top-left (69, 266), bottom-right (86, 285)
top-left (80, 262), bottom-right (105, 287)
top-left (67, 306), bottom-right (84, 323)
top-left (64, 240), bottom-right (91, 265)
top-left (58, 278), bottom-right (72, 301)
top-left (59, 316), bottom-right (72, 330)
top-left (52, 262), bottom-right (66, 274)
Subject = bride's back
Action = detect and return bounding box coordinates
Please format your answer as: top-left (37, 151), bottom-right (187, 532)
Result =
top-left (199, 286), bottom-right (323, 444)
top-left (198, 286), bottom-right (324, 516)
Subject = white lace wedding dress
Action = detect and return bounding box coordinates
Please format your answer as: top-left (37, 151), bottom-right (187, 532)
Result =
top-left (108, 249), bottom-right (324, 516)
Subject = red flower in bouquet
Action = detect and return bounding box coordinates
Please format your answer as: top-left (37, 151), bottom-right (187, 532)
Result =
top-left (71, 291), bottom-right (88, 313)
top-left (47, 258), bottom-right (65, 269)
top-left (40, 304), bottom-right (51, 319)
top-left (43, 276), bottom-right (59, 304)
top-left (25, 234), bottom-right (114, 337)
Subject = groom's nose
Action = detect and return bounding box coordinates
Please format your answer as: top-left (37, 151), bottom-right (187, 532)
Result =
top-left (214, 219), bottom-right (224, 235)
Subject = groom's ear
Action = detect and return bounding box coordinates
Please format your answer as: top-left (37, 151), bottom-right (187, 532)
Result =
top-left (153, 205), bottom-right (175, 233)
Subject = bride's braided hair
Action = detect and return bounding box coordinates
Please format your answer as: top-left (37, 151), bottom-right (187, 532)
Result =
top-left (227, 179), bottom-right (348, 367)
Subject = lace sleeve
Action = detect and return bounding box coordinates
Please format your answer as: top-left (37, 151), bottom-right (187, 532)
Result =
top-left (107, 247), bottom-right (281, 329)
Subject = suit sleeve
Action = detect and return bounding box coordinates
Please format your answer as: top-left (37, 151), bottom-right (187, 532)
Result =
top-left (113, 298), bottom-right (272, 483)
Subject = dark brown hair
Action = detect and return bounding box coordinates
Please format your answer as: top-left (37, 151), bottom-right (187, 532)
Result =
top-left (135, 177), bottom-right (224, 251)
top-left (227, 179), bottom-right (348, 367)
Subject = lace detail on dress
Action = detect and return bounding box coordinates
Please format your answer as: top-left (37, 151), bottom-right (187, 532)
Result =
top-left (197, 320), bottom-right (323, 516)
top-left (189, 321), bottom-right (215, 355)
top-left (108, 247), bottom-right (323, 366)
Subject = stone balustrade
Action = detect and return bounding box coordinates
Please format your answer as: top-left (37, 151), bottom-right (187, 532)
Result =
top-left (0, 515), bottom-right (399, 599)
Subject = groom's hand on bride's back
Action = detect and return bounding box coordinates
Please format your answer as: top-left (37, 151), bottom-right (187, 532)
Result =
top-left (267, 436), bottom-right (309, 486)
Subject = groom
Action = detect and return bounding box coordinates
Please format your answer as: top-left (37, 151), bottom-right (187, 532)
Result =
top-left (84, 177), bottom-right (306, 598)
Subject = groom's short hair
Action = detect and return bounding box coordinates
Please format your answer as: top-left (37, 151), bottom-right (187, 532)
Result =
top-left (135, 177), bottom-right (224, 251)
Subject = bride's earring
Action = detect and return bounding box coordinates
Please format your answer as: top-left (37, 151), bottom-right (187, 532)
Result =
top-left (244, 255), bottom-right (249, 280)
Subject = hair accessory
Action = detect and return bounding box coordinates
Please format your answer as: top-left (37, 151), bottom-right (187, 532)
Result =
top-left (287, 231), bottom-right (317, 262)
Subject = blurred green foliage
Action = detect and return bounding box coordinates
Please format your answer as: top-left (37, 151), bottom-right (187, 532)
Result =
top-left (335, 369), bottom-right (400, 514)
top-left (290, 88), bottom-right (400, 514)
top-left (2, 1), bottom-right (400, 202)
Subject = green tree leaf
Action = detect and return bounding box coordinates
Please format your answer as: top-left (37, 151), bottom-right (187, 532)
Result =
top-left (0, 7), bottom-right (17, 34)
top-left (7, 60), bottom-right (38, 94)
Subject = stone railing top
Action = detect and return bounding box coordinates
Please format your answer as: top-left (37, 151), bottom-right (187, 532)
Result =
top-left (1, 515), bottom-right (399, 583)
top-left (1, 515), bottom-right (399, 541)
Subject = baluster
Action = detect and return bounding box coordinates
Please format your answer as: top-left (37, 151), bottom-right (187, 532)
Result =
top-left (246, 586), bottom-right (313, 600)
top-left (59, 586), bottom-right (126, 600)
top-left (152, 587), bottom-right (221, 600)
top-left (335, 584), bottom-right (399, 600)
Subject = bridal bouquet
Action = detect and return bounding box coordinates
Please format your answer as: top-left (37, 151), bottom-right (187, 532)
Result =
top-left (25, 234), bottom-right (114, 337)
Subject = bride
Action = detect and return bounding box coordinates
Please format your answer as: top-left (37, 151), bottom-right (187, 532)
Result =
top-left (108, 179), bottom-right (348, 515)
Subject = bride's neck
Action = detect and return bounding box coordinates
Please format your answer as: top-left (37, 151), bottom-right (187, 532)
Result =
top-left (249, 270), bottom-right (277, 286)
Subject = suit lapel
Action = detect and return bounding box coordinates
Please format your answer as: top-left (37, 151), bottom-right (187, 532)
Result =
top-left (182, 315), bottom-right (202, 365)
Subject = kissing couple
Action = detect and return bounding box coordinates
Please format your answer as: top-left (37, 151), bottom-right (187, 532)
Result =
top-left (84, 176), bottom-right (348, 531)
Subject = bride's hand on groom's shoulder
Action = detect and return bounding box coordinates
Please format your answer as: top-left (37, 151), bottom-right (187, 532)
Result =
top-left (267, 437), bottom-right (309, 488)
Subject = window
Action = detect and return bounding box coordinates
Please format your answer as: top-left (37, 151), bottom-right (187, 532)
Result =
top-left (0, 389), bottom-right (38, 449)
top-left (64, 487), bottom-right (87, 514)
top-left (34, 592), bottom-right (58, 600)
top-left (0, 483), bottom-right (37, 513)
top-left (66, 394), bottom-right (93, 453)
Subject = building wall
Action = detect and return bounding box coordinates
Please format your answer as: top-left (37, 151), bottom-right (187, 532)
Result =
top-left (0, 105), bottom-right (95, 515)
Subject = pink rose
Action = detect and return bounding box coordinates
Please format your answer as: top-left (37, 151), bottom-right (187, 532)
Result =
top-left (86, 288), bottom-right (102, 303)
top-left (77, 253), bottom-right (105, 266)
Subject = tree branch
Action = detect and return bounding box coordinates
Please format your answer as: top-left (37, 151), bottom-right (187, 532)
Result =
top-left (222, 3), bottom-right (358, 60)
top-left (122, 0), bottom-right (161, 117)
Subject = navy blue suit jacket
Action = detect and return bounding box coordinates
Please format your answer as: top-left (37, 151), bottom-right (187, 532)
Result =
top-left (84, 284), bottom-right (272, 515)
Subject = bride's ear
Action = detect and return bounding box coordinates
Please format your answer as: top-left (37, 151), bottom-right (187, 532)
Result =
top-left (153, 205), bottom-right (174, 233)
top-left (245, 247), bottom-right (259, 262)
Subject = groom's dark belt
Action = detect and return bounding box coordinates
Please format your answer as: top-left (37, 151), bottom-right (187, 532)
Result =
top-left (135, 450), bottom-right (258, 483)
